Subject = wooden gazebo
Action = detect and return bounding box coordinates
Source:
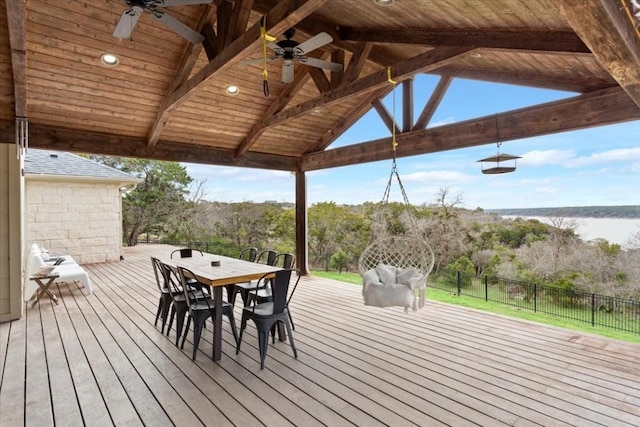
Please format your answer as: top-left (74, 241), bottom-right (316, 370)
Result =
top-left (1, 0), bottom-right (640, 321)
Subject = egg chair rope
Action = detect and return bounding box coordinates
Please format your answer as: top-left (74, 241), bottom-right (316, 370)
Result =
top-left (358, 70), bottom-right (435, 311)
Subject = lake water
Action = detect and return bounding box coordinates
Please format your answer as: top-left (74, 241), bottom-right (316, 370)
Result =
top-left (502, 216), bottom-right (640, 246)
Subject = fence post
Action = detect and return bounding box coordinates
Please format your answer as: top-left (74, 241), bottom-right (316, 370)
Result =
top-left (591, 293), bottom-right (595, 326)
top-left (534, 283), bottom-right (537, 313)
top-left (484, 275), bottom-right (488, 301)
top-left (456, 271), bottom-right (461, 296)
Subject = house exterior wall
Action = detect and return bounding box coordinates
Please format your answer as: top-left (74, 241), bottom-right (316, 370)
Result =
top-left (0, 145), bottom-right (24, 322)
top-left (26, 179), bottom-right (123, 264)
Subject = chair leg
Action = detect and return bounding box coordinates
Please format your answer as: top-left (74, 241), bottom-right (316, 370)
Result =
top-left (284, 319), bottom-right (297, 358)
top-left (192, 323), bottom-right (203, 361)
top-left (181, 315), bottom-right (191, 349)
top-left (174, 305), bottom-right (188, 347)
top-left (240, 289), bottom-right (250, 307)
top-left (236, 313), bottom-right (247, 354)
top-left (225, 285), bottom-right (236, 304)
top-left (225, 311), bottom-right (239, 346)
top-left (288, 310), bottom-right (295, 331)
top-left (160, 297), bottom-right (171, 334)
top-left (154, 297), bottom-right (163, 327)
top-left (166, 305), bottom-right (176, 336)
top-left (258, 329), bottom-right (269, 369)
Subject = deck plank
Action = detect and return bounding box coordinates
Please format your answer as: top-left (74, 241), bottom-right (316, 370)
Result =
top-left (25, 301), bottom-right (54, 426)
top-left (0, 315), bottom-right (26, 426)
top-left (0, 320), bottom-right (9, 381)
top-left (1, 243), bottom-right (639, 427)
top-left (60, 280), bottom-right (142, 427)
top-left (39, 291), bottom-right (85, 426)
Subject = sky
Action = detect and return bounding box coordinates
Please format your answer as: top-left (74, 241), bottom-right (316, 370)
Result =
top-left (184, 75), bottom-right (640, 210)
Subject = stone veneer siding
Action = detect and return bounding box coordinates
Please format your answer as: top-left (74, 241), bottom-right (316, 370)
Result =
top-left (26, 180), bottom-right (123, 264)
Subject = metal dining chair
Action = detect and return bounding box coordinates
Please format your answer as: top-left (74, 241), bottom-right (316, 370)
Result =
top-left (247, 253), bottom-right (297, 329)
top-left (229, 249), bottom-right (277, 306)
top-left (177, 266), bottom-right (239, 361)
top-left (236, 269), bottom-right (300, 369)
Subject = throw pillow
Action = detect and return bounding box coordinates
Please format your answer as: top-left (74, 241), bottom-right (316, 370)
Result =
top-left (375, 263), bottom-right (397, 285)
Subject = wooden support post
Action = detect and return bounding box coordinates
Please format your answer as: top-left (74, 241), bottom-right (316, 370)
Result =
top-left (295, 171), bottom-right (308, 275)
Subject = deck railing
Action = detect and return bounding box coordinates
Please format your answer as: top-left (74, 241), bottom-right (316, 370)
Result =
top-left (430, 269), bottom-right (640, 334)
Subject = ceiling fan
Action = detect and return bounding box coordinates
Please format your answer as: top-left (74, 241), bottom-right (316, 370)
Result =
top-left (112, 0), bottom-right (211, 44)
top-left (244, 28), bottom-right (343, 83)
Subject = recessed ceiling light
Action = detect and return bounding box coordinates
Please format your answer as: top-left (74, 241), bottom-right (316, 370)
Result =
top-left (100, 53), bottom-right (119, 66)
top-left (226, 85), bottom-right (240, 95)
top-left (373, 0), bottom-right (395, 6)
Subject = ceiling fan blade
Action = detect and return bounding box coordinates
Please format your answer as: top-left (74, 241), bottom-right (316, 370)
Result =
top-left (158, 0), bottom-right (213, 6)
top-left (112, 7), bottom-right (143, 39)
top-left (295, 32), bottom-right (333, 55)
top-left (300, 57), bottom-right (343, 72)
top-left (267, 42), bottom-right (284, 56)
top-left (282, 61), bottom-right (294, 83)
top-left (149, 9), bottom-right (204, 43)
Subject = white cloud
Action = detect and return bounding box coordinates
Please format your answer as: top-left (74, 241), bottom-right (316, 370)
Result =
top-left (519, 149), bottom-right (576, 166)
top-left (569, 147), bottom-right (640, 167)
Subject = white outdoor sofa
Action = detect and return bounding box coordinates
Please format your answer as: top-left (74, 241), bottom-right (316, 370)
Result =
top-left (24, 244), bottom-right (93, 301)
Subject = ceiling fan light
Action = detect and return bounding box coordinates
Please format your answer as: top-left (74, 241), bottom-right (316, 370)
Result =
top-left (226, 85), bottom-right (240, 95)
top-left (100, 53), bottom-right (119, 66)
top-left (373, 0), bottom-right (395, 6)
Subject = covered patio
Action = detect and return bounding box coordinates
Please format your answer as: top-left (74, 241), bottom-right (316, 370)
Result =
top-left (1, 244), bottom-right (639, 426)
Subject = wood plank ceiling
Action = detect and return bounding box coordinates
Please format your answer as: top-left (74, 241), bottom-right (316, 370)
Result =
top-left (1, 0), bottom-right (639, 172)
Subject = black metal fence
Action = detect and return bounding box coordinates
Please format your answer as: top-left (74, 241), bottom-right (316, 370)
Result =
top-left (130, 237), bottom-right (242, 258)
top-left (429, 270), bottom-right (640, 334)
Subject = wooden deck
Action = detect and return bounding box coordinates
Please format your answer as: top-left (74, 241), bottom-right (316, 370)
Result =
top-left (1, 244), bottom-right (639, 427)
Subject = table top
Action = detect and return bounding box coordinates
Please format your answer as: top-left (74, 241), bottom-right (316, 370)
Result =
top-left (159, 252), bottom-right (282, 287)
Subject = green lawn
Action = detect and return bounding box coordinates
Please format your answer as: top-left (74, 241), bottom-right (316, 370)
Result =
top-left (311, 270), bottom-right (640, 343)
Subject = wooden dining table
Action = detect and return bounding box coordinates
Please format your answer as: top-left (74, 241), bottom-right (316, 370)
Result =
top-left (159, 252), bottom-right (282, 361)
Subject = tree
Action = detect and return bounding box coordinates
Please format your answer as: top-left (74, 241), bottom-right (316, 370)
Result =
top-left (308, 202), bottom-right (358, 270)
top-left (88, 156), bottom-right (192, 245)
top-left (330, 249), bottom-right (350, 273)
top-left (423, 187), bottom-right (467, 272)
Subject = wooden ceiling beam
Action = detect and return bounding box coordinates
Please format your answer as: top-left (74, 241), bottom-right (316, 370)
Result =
top-left (217, 0), bottom-right (235, 50)
top-left (252, 0), bottom-right (404, 66)
top-left (305, 51), bottom-right (333, 93)
top-left (431, 65), bottom-right (615, 93)
top-left (342, 42), bottom-right (372, 83)
top-left (235, 63), bottom-right (314, 157)
top-left (339, 28), bottom-right (591, 53)
top-left (6, 0), bottom-right (27, 118)
top-left (413, 75), bottom-right (452, 131)
top-left (372, 99), bottom-right (400, 135)
top-left (330, 50), bottom-right (345, 89)
top-left (308, 67), bottom-right (330, 93)
top-left (229, 0), bottom-right (255, 41)
top-left (300, 87), bottom-right (640, 171)
top-left (148, 4), bottom-right (215, 147)
top-left (0, 121), bottom-right (298, 171)
top-left (559, 0), bottom-right (640, 108)
top-left (266, 46), bottom-right (473, 126)
top-left (307, 86), bottom-right (393, 153)
top-left (402, 78), bottom-right (413, 132)
top-left (148, 0), bottom-right (326, 148)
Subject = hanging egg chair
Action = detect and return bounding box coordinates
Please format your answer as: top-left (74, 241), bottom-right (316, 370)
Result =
top-left (358, 70), bottom-right (435, 312)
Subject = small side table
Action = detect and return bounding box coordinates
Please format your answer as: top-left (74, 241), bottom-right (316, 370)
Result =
top-left (29, 273), bottom-right (60, 307)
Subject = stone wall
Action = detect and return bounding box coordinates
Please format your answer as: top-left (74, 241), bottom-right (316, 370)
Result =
top-left (26, 180), bottom-right (122, 264)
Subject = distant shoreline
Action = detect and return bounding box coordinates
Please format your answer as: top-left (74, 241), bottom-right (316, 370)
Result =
top-left (488, 205), bottom-right (640, 219)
